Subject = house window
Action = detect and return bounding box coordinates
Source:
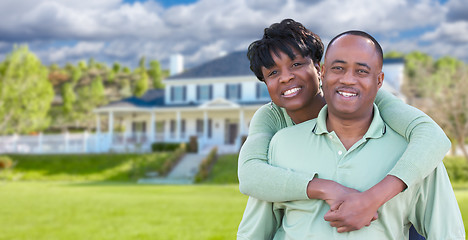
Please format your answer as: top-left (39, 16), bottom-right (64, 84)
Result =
top-left (170, 120), bottom-right (176, 138)
top-left (171, 86), bottom-right (186, 102)
top-left (196, 118), bottom-right (212, 138)
top-left (181, 119), bottom-right (186, 139)
top-left (226, 84), bottom-right (241, 100)
top-left (256, 83), bottom-right (270, 99)
top-left (196, 119), bottom-right (203, 137)
top-left (132, 121), bottom-right (146, 133)
top-left (197, 85), bottom-right (212, 101)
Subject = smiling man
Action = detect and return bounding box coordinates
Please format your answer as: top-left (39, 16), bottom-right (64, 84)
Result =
top-left (263, 31), bottom-right (465, 239)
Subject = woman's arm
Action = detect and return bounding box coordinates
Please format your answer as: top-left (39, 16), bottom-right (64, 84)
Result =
top-left (238, 103), bottom-right (314, 201)
top-left (375, 89), bottom-right (451, 187)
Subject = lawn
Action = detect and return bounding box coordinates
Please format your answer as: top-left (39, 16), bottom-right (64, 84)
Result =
top-left (0, 181), bottom-right (248, 240)
top-left (1, 181), bottom-right (467, 240)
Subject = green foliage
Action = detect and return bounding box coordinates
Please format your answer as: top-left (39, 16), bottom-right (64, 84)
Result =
top-left (61, 82), bottom-right (76, 114)
top-left (194, 147), bottom-right (218, 183)
top-left (0, 45), bottom-right (54, 134)
top-left (149, 60), bottom-right (164, 89)
top-left (159, 143), bottom-right (187, 176)
top-left (445, 156), bottom-right (468, 182)
top-left (0, 155), bottom-right (13, 169)
top-left (133, 71), bottom-right (149, 97)
top-left (384, 51), bottom-right (404, 59)
top-left (151, 142), bottom-right (183, 152)
top-left (112, 62), bottom-right (121, 73)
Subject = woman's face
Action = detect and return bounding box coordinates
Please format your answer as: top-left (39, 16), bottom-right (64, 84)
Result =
top-left (261, 48), bottom-right (321, 113)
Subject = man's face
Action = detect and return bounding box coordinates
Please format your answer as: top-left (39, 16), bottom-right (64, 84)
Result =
top-left (261, 48), bottom-right (321, 113)
top-left (321, 34), bottom-right (383, 119)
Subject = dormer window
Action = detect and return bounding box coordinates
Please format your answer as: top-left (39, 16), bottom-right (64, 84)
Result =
top-left (197, 85), bottom-right (212, 101)
top-left (171, 86), bottom-right (186, 102)
top-left (226, 83), bottom-right (241, 100)
top-left (256, 82), bottom-right (270, 99)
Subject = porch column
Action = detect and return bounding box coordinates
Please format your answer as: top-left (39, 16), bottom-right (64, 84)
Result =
top-left (149, 111), bottom-right (155, 143)
top-left (96, 114), bottom-right (101, 152)
top-left (176, 111), bottom-right (181, 141)
top-left (108, 111), bottom-right (114, 147)
top-left (203, 110), bottom-right (208, 141)
top-left (239, 109), bottom-right (245, 135)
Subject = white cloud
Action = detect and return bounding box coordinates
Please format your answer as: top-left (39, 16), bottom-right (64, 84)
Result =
top-left (0, 0), bottom-right (467, 69)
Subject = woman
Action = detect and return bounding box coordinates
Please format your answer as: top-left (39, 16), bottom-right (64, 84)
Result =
top-left (237, 19), bottom-right (445, 239)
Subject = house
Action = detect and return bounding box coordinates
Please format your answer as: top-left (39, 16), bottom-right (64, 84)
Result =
top-left (93, 51), bottom-right (405, 154)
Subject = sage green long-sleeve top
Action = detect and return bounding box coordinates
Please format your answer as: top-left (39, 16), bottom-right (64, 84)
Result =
top-left (237, 89), bottom-right (452, 202)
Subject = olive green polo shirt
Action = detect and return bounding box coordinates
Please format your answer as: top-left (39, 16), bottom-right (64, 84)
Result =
top-left (239, 105), bottom-right (465, 240)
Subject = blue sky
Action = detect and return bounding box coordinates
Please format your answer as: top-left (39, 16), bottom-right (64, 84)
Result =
top-left (0, 0), bottom-right (467, 70)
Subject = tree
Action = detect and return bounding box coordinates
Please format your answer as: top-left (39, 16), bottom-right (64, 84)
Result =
top-left (429, 60), bottom-right (468, 161)
top-left (149, 60), bottom-right (164, 89)
top-left (0, 45), bottom-right (54, 134)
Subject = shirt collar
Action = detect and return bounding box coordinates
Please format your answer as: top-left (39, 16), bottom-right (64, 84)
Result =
top-left (313, 104), bottom-right (386, 139)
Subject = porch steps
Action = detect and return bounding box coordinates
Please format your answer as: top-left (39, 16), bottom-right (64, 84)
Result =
top-left (137, 153), bottom-right (206, 185)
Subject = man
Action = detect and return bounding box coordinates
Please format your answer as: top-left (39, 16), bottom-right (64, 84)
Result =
top-left (260, 31), bottom-right (464, 239)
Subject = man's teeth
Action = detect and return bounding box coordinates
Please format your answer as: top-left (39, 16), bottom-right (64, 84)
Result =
top-left (338, 91), bottom-right (357, 97)
top-left (284, 87), bottom-right (300, 95)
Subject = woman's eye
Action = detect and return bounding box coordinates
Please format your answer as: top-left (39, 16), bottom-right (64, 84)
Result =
top-left (268, 70), bottom-right (278, 77)
top-left (292, 62), bottom-right (302, 67)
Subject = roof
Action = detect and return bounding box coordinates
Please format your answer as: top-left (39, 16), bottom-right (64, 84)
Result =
top-left (167, 51), bottom-right (252, 80)
top-left (101, 89), bottom-right (165, 108)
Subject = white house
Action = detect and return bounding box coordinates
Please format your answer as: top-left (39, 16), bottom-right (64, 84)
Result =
top-left (92, 52), bottom-right (405, 154)
top-left (0, 51), bottom-right (404, 154)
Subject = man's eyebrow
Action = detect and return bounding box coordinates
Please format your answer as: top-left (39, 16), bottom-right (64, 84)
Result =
top-left (356, 62), bottom-right (371, 69)
top-left (331, 59), bottom-right (346, 65)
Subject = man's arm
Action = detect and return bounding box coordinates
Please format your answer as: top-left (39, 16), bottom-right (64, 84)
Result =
top-left (409, 163), bottom-right (465, 239)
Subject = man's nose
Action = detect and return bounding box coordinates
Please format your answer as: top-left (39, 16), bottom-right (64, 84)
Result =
top-left (340, 70), bottom-right (357, 85)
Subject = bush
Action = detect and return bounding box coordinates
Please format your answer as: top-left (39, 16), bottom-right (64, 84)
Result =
top-left (0, 156), bottom-right (13, 169)
top-left (444, 156), bottom-right (468, 182)
top-left (159, 143), bottom-right (187, 176)
top-left (194, 147), bottom-right (218, 183)
top-left (151, 142), bottom-right (183, 152)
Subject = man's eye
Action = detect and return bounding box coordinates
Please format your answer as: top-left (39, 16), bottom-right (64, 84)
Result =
top-left (357, 69), bottom-right (369, 74)
top-left (331, 66), bottom-right (343, 70)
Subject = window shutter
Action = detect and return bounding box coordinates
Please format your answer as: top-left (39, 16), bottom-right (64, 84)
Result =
top-left (209, 85), bottom-right (213, 99)
top-left (238, 83), bottom-right (242, 99)
top-left (183, 86), bottom-right (186, 101)
top-left (256, 83), bottom-right (260, 98)
top-left (170, 86), bottom-right (174, 101)
top-left (196, 86), bottom-right (200, 100)
top-left (208, 119), bottom-right (212, 138)
top-left (225, 84), bottom-right (229, 99)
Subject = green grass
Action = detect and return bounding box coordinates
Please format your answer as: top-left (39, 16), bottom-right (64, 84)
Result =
top-left (3, 153), bottom-right (172, 181)
top-left (1, 181), bottom-right (467, 240)
top-left (204, 154), bottom-right (239, 184)
top-left (0, 181), bottom-right (248, 240)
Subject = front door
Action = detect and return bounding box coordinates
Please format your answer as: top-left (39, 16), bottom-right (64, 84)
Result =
top-left (227, 123), bottom-right (238, 144)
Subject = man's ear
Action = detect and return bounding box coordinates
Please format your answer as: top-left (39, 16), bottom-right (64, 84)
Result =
top-left (377, 72), bottom-right (384, 88)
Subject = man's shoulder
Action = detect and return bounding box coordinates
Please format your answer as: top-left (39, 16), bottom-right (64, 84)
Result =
top-left (273, 119), bottom-right (318, 141)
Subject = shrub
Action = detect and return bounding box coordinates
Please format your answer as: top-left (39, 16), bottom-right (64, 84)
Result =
top-left (444, 156), bottom-right (468, 182)
top-left (0, 156), bottom-right (13, 169)
top-left (159, 143), bottom-right (187, 176)
top-left (194, 147), bottom-right (218, 183)
top-left (151, 142), bottom-right (183, 152)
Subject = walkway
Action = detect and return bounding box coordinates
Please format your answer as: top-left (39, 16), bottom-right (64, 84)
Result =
top-left (138, 153), bottom-right (206, 184)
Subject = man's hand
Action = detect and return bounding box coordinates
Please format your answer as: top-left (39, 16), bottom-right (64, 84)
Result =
top-left (306, 179), bottom-right (379, 232)
top-left (323, 191), bottom-right (379, 233)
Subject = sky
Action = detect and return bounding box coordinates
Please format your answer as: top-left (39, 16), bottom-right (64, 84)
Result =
top-left (0, 0), bottom-right (467, 70)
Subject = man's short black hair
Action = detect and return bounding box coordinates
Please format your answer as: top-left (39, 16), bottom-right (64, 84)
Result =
top-left (247, 19), bottom-right (324, 81)
top-left (326, 30), bottom-right (383, 65)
